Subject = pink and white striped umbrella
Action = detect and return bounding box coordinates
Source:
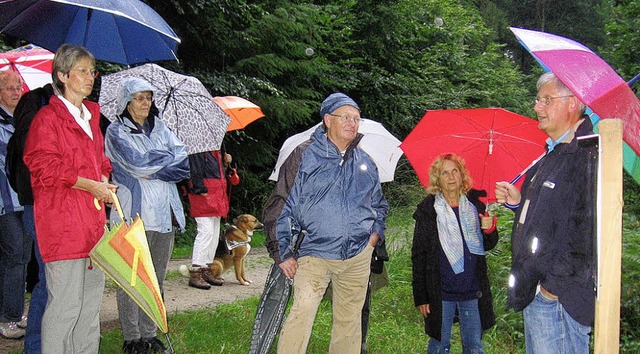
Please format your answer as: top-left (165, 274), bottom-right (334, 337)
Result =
top-left (510, 27), bottom-right (640, 156)
top-left (0, 45), bottom-right (53, 93)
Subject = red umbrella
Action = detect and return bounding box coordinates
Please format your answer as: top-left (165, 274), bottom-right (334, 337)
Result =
top-left (400, 108), bottom-right (548, 202)
top-left (213, 96), bottom-right (265, 131)
top-left (0, 45), bottom-right (53, 93)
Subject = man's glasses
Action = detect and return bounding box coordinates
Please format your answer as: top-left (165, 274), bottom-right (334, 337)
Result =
top-left (328, 113), bottom-right (363, 124)
top-left (534, 95), bottom-right (574, 106)
top-left (70, 68), bottom-right (99, 78)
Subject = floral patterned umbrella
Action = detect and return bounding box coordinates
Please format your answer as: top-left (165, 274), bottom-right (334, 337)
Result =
top-left (99, 64), bottom-right (230, 154)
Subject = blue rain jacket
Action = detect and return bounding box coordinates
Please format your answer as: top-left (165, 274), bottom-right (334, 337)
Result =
top-left (105, 113), bottom-right (189, 232)
top-left (0, 112), bottom-right (22, 215)
top-left (270, 125), bottom-right (388, 262)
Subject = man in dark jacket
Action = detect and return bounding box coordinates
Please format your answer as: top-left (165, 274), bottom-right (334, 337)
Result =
top-left (6, 83), bottom-right (54, 353)
top-left (496, 72), bottom-right (597, 353)
top-left (263, 92), bottom-right (388, 353)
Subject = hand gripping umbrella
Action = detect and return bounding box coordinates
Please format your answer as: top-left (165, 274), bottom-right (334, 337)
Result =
top-left (268, 118), bottom-right (403, 183)
top-left (99, 64), bottom-right (231, 154)
top-left (0, 45), bottom-right (53, 93)
top-left (401, 108), bottom-right (548, 202)
top-left (0, 0), bottom-right (180, 66)
top-left (510, 27), bottom-right (640, 183)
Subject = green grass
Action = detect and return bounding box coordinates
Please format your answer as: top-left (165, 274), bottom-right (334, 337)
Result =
top-left (70, 195), bottom-right (640, 353)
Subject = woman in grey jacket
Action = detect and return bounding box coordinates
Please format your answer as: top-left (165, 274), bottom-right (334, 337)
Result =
top-left (104, 77), bottom-right (189, 353)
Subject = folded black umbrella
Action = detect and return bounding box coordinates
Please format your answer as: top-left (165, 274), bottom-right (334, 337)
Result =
top-left (249, 264), bottom-right (292, 354)
top-left (249, 230), bottom-right (305, 354)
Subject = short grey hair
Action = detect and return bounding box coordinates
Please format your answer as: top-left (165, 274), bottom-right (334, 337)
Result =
top-left (0, 70), bottom-right (22, 89)
top-left (537, 72), bottom-right (586, 114)
top-left (52, 44), bottom-right (95, 95)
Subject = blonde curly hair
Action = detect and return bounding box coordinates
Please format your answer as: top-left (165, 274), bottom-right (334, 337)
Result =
top-left (425, 153), bottom-right (473, 196)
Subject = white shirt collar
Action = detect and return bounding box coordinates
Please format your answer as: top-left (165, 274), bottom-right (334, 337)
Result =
top-left (58, 94), bottom-right (93, 140)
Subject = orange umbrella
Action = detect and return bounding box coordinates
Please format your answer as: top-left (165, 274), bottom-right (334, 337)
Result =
top-left (213, 96), bottom-right (265, 131)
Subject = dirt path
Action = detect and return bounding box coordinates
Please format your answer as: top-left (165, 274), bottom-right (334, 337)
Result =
top-left (0, 247), bottom-right (274, 353)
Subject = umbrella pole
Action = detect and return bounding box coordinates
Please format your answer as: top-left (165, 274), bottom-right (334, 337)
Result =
top-left (164, 333), bottom-right (175, 353)
top-left (628, 73), bottom-right (640, 87)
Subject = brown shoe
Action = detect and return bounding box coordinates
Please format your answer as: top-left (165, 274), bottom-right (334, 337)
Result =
top-left (188, 268), bottom-right (211, 290)
top-left (202, 267), bottom-right (224, 286)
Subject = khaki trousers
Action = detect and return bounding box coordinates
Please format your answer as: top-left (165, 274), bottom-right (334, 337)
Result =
top-left (277, 244), bottom-right (374, 354)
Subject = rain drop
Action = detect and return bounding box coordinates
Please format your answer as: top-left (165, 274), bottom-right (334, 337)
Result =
top-left (305, 47), bottom-right (315, 56)
top-left (508, 274), bottom-right (515, 288)
top-left (434, 17), bottom-right (444, 28)
top-left (360, 164), bottom-right (368, 172)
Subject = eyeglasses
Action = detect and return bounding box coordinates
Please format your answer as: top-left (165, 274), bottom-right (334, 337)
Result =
top-left (0, 86), bottom-right (23, 92)
top-left (534, 95), bottom-right (574, 107)
top-left (131, 95), bottom-right (153, 103)
top-left (328, 113), bottom-right (363, 124)
top-left (70, 68), bottom-right (99, 78)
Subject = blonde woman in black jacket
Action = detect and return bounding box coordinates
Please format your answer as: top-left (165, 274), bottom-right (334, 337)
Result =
top-left (412, 153), bottom-right (498, 353)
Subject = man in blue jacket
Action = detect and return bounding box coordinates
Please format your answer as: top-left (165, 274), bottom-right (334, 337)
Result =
top-left (496, 72), bottom-right (597, 353)
top-left (263, 93), bottom-right (388, 353)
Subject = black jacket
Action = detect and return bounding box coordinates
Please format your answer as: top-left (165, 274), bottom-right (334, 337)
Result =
top-left (411, 189), bottom-right (498, 340)
top-left (508, 117), bottom-right (597, 326)
top-left (6, 84), bottom-right (54, 205)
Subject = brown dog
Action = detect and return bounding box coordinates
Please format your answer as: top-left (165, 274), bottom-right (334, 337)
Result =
top-left (208, 214), bottom-right (264, 285)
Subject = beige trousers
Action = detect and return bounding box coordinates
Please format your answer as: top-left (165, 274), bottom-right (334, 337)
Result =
top-left (41, 258), bottom-right (105, 354)
top-left (277, 244), bottom-right (374, 354)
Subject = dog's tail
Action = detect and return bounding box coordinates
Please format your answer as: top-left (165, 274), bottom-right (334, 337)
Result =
top-left (178, 264), bottom-right (190, 278)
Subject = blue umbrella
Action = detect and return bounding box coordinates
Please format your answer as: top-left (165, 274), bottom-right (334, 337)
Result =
top-left (0, 0), bottom-right (180, 65)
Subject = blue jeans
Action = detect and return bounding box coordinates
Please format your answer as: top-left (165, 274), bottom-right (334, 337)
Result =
top-left (0, 211), bottom-right (31, 323)
top-left (428, 299), bottom-right (484, 354)
top-left (23, 206), bottom-right (46, 354)
top-left (523, 292), bottom-right (591, 354)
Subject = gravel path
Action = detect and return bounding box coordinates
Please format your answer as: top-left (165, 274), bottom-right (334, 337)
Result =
top-left (0, 247), bottom-right (274, 353)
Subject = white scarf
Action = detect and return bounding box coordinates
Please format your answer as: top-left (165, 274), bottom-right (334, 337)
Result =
top-left (434, 193), bottom-right (485, 274)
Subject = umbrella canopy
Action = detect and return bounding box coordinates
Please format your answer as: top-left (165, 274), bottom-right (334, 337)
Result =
top-left (0, 45), bottom-right (53, 92)
top-left (0, 0), bottom-right (180, 65)
top-left (268, 118), bottom-right (403, 183)
top-left (213, 96), bottom-right (265, 131)
top-left (99, 64), bottom-right (231, 154)
top-left (249, 229), bottom-right (305, 354)
top-left (510, 27), bottom-right (640, 184)
top-left (400, 108), bottom-right (548, 202)
top-left (249, 264), bottom-right (292, 354)
top-left (510, 27), bottom-right (640, 156)
top-left (90, 195), bottom-right (168, 334)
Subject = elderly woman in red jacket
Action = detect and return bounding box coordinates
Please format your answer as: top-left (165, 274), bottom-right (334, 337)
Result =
top-left (24, 44), bottom-right (116, 353)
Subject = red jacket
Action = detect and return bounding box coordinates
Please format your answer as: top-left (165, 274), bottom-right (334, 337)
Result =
top-left (24, 96), bottom-right (112, 263)
top-left (187, 150), bottom-right (229, 218)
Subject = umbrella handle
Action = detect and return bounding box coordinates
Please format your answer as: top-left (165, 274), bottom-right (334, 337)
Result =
top-left (93, 191), bottom-right (125, 222)
top-left (483, 212), bottom-right (497, 234)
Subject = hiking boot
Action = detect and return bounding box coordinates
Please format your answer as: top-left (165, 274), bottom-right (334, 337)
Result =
top-left (0, 322), bottom-right (25, 339)
top-left (142, 336), bottom-right (170, 354)
top-left (202, 267), bottom-right (224, 286)
top-left (122, 339), bottom-right (148, 354)
top-left (17, 314), bottom-right (27, 329)
top-left (188, 268), bottom-right (211, 290)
